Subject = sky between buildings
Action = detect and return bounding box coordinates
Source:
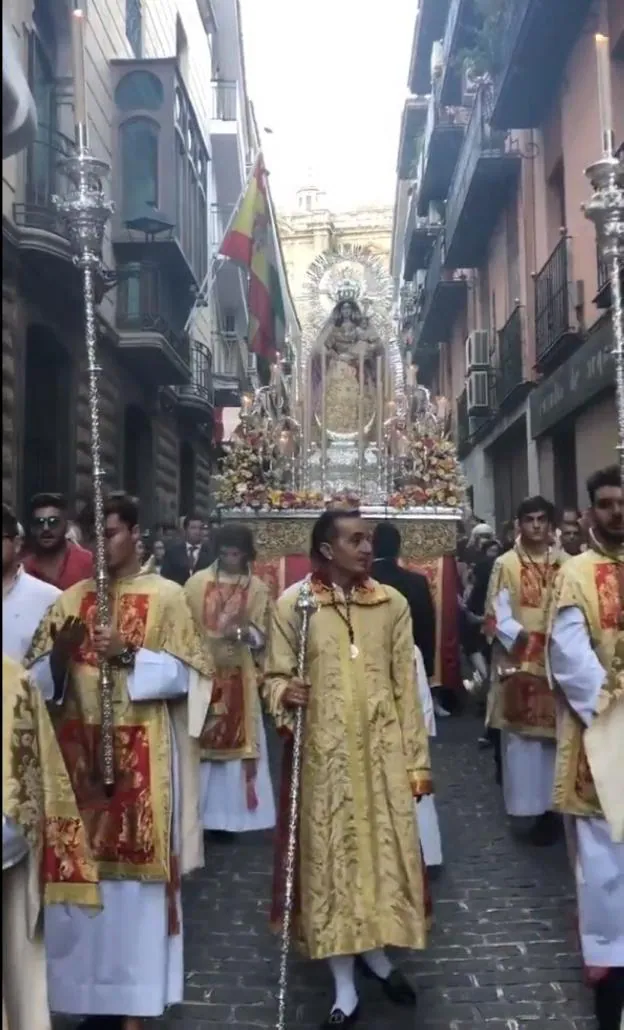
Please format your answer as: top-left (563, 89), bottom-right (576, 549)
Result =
top-left (239, 0), bottom-right (416, 213)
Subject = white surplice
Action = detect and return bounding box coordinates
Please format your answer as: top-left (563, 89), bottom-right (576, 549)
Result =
top-left (414, 646), bottom-right (443, 868)
top-left (200, 625), bottom-right (276, 833)
top-left (2, 568), bottom-right (60, 663)
top-left (549, 607), bottom-right (624, 968)
top-left (31, 649), bottom-right (189, 1018)
top-left (493, 589), bottom-right (556, 817)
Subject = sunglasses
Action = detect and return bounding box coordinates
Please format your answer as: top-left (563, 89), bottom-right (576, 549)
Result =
top-left (31, 515), bottom-right (62, 529)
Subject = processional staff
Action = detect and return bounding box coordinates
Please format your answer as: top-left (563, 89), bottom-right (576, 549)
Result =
top-left (584, 34), bottom-right (624, 480)
top-left (54, 9), bottom-right (116, 792)
top-left (275, 578), bottom-right (318, 1030)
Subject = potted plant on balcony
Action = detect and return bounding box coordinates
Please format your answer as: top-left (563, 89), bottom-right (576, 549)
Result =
top-left (455, 0), bottom-right (507, 82)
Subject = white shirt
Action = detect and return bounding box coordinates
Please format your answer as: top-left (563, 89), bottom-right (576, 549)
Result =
top-left (2, 566), bottom-right (60, 662)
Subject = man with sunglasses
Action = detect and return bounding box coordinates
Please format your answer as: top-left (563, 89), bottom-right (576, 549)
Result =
top-left (22, 493), bottom-right (93, 591)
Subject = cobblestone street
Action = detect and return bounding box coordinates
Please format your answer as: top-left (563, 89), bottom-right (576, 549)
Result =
top-left (164, 715), bottom-right (595, 1030)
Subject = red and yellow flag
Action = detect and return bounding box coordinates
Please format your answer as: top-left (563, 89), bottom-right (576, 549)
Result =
top-left (219, 154), bottom-right (285, 360)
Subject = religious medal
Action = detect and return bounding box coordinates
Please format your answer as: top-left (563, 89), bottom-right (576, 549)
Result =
top-left (350, 643), bottom-right (359, 660)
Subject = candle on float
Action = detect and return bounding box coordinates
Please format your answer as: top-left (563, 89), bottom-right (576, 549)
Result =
top-left (358, 348), bottom-right (365, 493)
top-left (71, 9), bottom-right (88, 130)
top-left (376, 354), bottom-right (383, 460)
top-left (241, 392), bottom-right (253, 416)
top-left (595, 34), bottom-right (614, 156)
top-left (273, 351), bottom-right (281, 388)
top-left (406, 365), bottom-right (416, 389)
top-left (320, 346), bottom-right (327, 489)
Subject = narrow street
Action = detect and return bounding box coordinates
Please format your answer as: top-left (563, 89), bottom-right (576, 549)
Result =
top-left (165, 716), bottom-right (596, 1030)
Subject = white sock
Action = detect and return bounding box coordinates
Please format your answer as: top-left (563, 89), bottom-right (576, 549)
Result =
top-left (327, 955), bottom-right (358, 1015)
top-left (360, 947), bottom-right (393, 980)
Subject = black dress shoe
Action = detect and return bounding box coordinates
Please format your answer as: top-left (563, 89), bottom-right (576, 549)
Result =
top-left (355, 958), bottom-right (417, 1007)
top-left (529, 811), bottom-right (562, 847)
top-left (77, 1019), bottom-right (122, 1030)
top-left (320, 1004), bottom-right (360, 1027)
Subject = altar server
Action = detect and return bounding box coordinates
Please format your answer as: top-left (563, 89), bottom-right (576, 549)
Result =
top-left (185, 524), bottom-right (276, 835)
top-left (547, 465), bottom-right (623, 1030)
top-left (25, 491), bottom-right (213, 1030)
top-left (485, 496), bottom-right (563, 844)
top-left (2, 655), bottom-right (100, 1030)
top-left (264, 509), bottom-right (431, 1028)
top-left (414, 645), bottom-right (443, 869)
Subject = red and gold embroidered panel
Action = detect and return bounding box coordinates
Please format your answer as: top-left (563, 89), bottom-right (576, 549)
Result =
top-left (74, 592), bottom-right (150, 667)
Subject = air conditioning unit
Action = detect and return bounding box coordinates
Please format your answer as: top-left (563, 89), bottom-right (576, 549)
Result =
top-left (467, 370), bottom-right (491, 413)
top-left (427, 201), bottom-right (443, 225)
top-left (465, 330), bottom-right (490, 371)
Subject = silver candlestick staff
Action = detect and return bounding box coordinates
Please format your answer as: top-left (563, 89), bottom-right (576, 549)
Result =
top-left (583, 87), bottom-right (624, 478)
top-left (275, 578), bottom-right (318, 1030)
top-left (54, 50), bottom-right (115, 789)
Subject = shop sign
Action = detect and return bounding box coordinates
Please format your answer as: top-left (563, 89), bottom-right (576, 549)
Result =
top-left (530, 318), bottom-right (614, 437)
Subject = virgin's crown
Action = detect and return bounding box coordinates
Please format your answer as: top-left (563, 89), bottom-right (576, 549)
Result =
top-left (336, 278), bottom-right (361, 303)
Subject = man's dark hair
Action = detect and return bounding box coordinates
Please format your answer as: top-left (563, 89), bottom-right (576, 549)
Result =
top-left (103, 491), bottom-right (139, 529)
top-left (2, 503), bottom-right (18, 539)
top-left (28, 492), bottom-right (66, 519)
top-left (310, 509), bottom-right (360, 561)
top-left (516, 495), bottom-right (556, 525)
top-left (587, 464), bottom-right (621, 505)
top-left (372, 522), bottom-right (401, 560)
top-left (215, 524), bottom-right (256, 564)
top-left (183, 513), bottom-right (203, 529)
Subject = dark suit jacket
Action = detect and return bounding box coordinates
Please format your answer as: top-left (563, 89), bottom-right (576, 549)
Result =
top-left (372, 558), bottom-right (436, 678)
top-left (160, 540), bottom-right (214, 586)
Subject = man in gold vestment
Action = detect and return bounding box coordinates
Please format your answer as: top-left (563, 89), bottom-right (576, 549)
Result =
top-left (263, 510), bottom-right (432, 1029)
top-left (185, 524), bottom-right (275, 835)
top-left (547, 466), bottom-right (623, 1030)
top-left (2, 654), bottom-right (100, 1030)
top-left (485, 496), bottom-right (562, 845)
top-left (25, 492), bottom-right (213, 1030)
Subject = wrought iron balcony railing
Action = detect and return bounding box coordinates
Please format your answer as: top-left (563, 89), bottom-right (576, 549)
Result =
top-left (496, 305), bottom-right (524, 407)
top-left (116, 260), bottom-right (191, 367)
top-left (534, 234), bottom-right (575, 364)
top-left (211, 80), bottom-right (237, 121)
top-left (13, 126), bottom-right (76, 239)
top-left (177, 340), bottom-right (214, 404)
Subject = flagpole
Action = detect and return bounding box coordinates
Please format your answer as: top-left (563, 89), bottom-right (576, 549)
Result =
top-left (184, 159), bottom-right (259, 334)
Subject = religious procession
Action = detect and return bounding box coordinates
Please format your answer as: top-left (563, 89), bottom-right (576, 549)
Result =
top-left (2, 2), bottom-right (623, 1030)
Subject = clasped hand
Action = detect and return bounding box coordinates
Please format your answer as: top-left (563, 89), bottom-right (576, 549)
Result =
top-left (92, 623), bottom-right (126, 659)
top-left (282, 677), bottom-right (311, 709)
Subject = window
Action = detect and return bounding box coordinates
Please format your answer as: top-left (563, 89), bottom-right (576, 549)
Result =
top-left (126, 0), bottom-right (143, 58)
top-left (224, 312), bottom-right (236, 335)
top-left (120, 117), bottom-right (159, 219)
top-left (27, 2), bottom-right (57, 206)
top-left (115, 71), bottom-right (163, 112)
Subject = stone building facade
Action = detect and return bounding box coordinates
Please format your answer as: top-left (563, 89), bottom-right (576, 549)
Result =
top-left (2, 0), bottom-right (253, 528)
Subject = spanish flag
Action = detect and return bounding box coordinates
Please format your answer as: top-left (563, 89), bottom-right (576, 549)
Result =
top-left (219, 153), bottom-right (285, 360)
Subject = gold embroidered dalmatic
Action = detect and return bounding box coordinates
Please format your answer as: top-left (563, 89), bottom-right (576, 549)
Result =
top-left (25, 573), bottom-right (213, 884)
top-left (3, 655), bottom-right (100, 925)
top-left (547, 546), bottom-right (623, 824)
top-left (263, 578), bottom-right (431, 960)
top-left (485, 546), bottom-right (562, 738)
top-left (185, 565), bottom-right (271, 763)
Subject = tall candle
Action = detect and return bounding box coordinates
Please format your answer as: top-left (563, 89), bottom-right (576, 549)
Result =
top-left (595, 34), bottom-right (614, 156)
top-left (71, 9), bottom-right (88, 130)
top-left (302, 360), bottom-right (311, 488)
top-left (376, 354), bottom-right (383, 468)
top-left (320, 347), bottom-right (327, 490)
top-left (358, 349), bottom-right (365, 496)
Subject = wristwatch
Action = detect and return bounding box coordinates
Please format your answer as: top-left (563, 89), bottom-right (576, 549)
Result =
top-left (114, 645), bottom-right (137, 669)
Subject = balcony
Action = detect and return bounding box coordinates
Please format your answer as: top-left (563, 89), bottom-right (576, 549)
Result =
top-left (490, 0), bottom-right (594, 130)
top-left (417, 86), bottom-right (469, 216)
top-left (403, 192), bottom-right (440, 280)
top-left (413, 231), bottom-right (468, 347)
top-left (534, 235), bottom-right (581, 370)
top-left (438, 0), bottom-right (479, 106)
top-left (12, 127), bottom-right (76, 262)
top-left (115, 261), bottom-right (191, 385)
top-left (397, 95), bottom-right (429, 180)
top-left (409, 0), bottom-right (452, 94)
top-left (110, 60), bottom-right (209, 292)
top-left (175, 340), bottom-right (214, 420)
top-left (495, 306), bottom-right (532, 411)
top-left (445, 86), bottom-right (520, 269)
top-left (209, 78), bottom-right (245, 215)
